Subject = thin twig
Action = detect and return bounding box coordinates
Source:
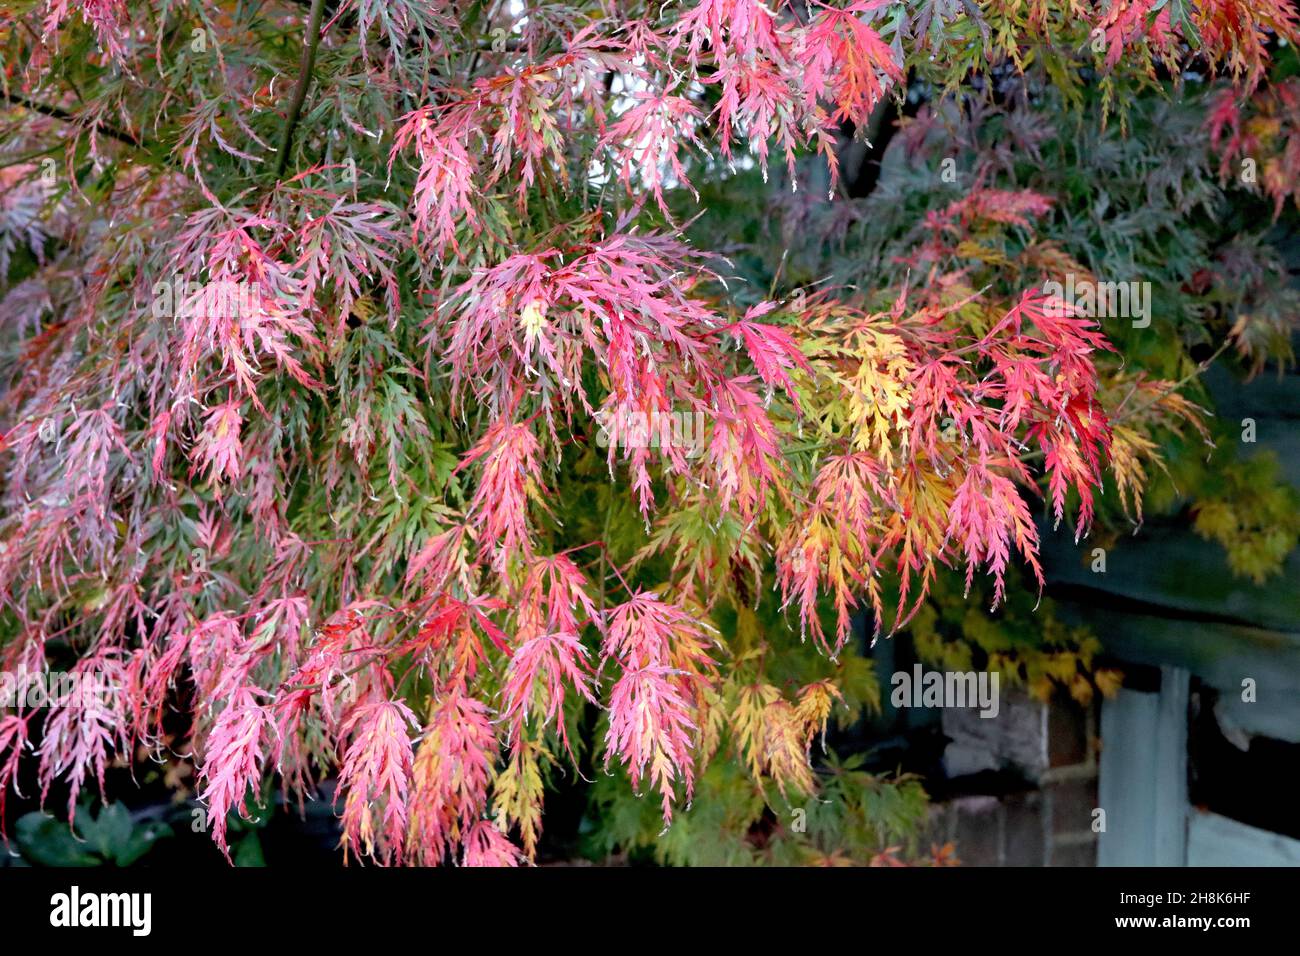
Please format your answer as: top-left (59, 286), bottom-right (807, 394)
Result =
top-left (0, 143), bottom-right (63, 169)
top-left (1110, 339), bottom-right (1231, 427)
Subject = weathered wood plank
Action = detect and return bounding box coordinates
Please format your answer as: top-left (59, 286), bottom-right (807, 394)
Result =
top-left (1054, 603), bottom-right (1300, 743)
top-left (1098, 673), bottom-right (1189, 866)
top-left (1186, 810), bottom-right (1300, 866)
top-left (1040, 523), bottom-right (1300, 635)
top-left (1153, 667), bottom-right (1189, 867)
top-left (1099, 688), bottom-right (1159, 866)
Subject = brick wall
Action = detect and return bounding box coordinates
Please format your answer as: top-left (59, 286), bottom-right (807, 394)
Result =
top-left (929, 688), bottom-right (1100, 866)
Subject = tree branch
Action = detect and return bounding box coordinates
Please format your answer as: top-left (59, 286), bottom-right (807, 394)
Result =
top-left (276, 0), bottom-right (327, 179)
top-left (1, 90), bottom-right (143, 149)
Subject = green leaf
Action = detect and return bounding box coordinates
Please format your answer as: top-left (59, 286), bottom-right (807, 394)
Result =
top-left (83, 802), bottom-right (133, 858)
top-left (14, 813), bottom-right (102, 868)
top-left (233, 832), bottom-right (265, 867)
top-left (111, 822), bottom-right (170, 867)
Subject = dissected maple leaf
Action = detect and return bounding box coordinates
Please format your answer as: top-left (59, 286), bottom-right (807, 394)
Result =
top-left (336, 695), bottom-right (419, 865)
top-left (196, 685), bottom-right (270, 860)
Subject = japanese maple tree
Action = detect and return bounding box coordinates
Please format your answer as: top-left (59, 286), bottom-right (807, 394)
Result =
top-left (1, 0), bottom-right (1296, 865)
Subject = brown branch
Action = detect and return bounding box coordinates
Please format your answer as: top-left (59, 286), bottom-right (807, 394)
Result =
top-left (276, 0), bottom-right (327, 179)
top-left (2, 90), bottom-right (143, 149)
